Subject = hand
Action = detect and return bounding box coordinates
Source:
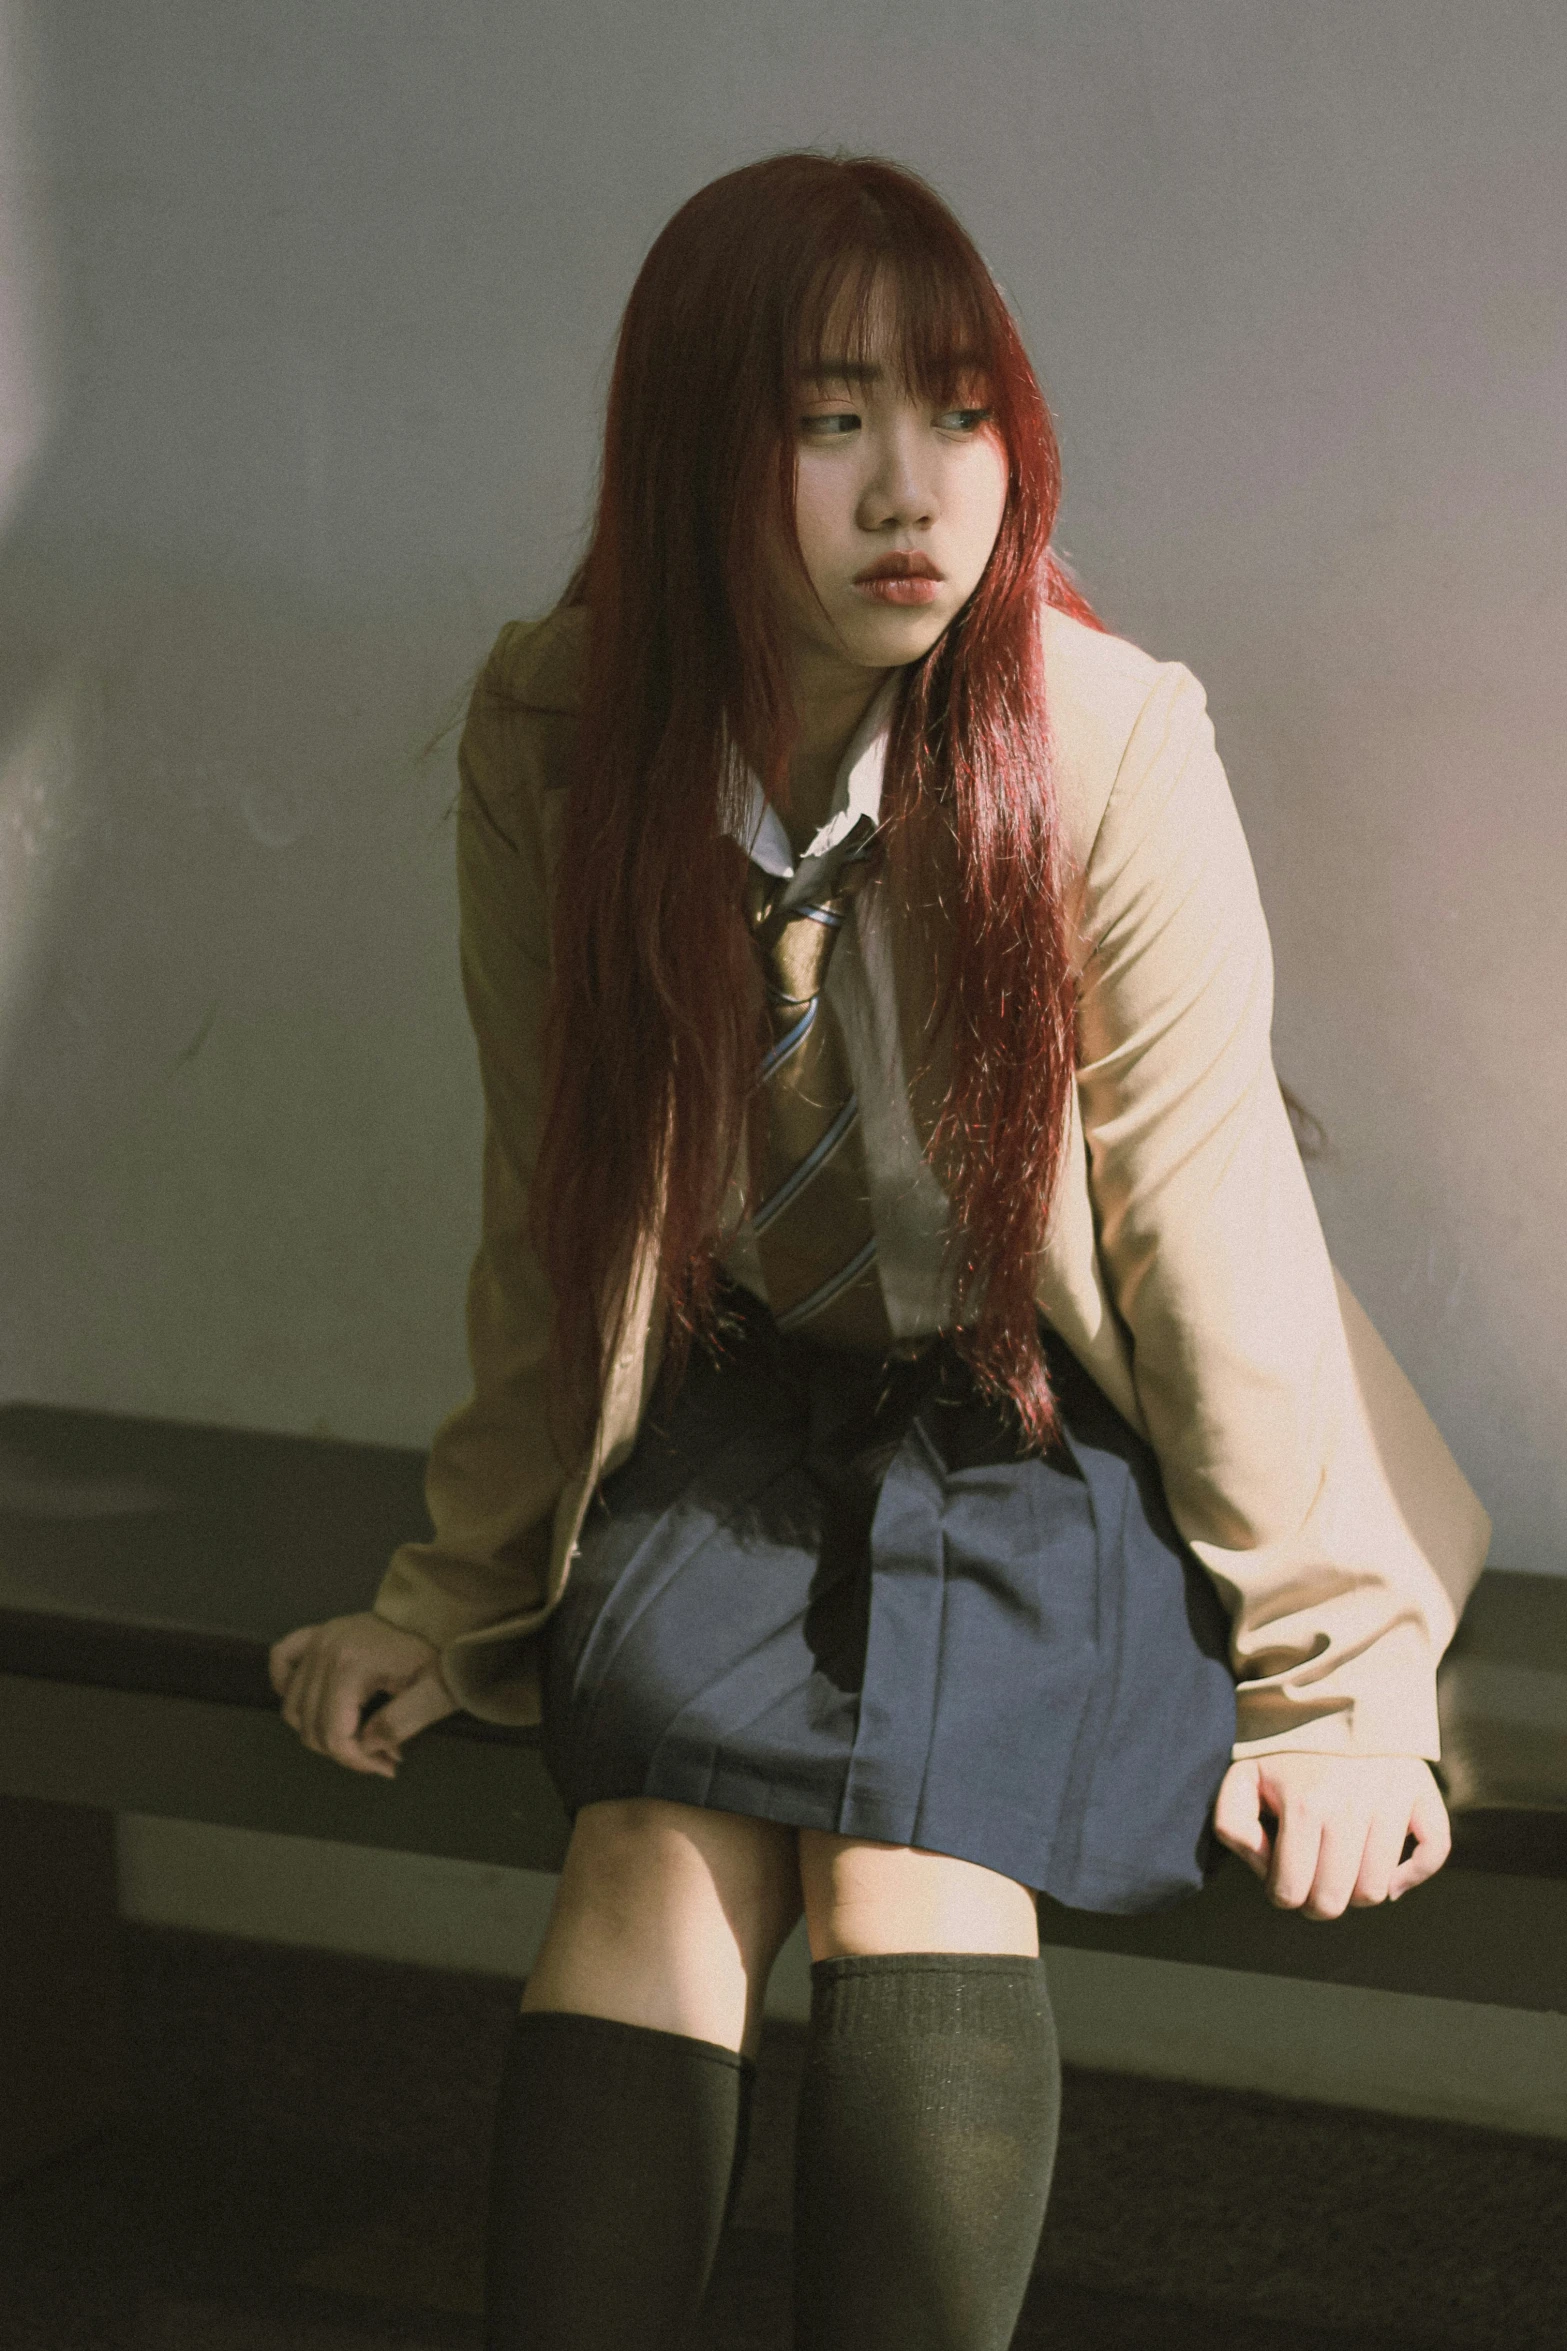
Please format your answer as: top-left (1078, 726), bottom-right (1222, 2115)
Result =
top-left (268, 1610), bottom-right (459, 1778)
top-left (1212, 1752), bottom-right (1451, 1919)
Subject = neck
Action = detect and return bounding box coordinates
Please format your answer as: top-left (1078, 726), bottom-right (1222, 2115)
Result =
top-left (783, 667), bottom-right (886, 854)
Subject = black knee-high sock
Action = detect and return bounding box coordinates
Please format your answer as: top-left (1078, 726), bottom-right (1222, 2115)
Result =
top-left (724, 2039), bottom-right (759, 2234)
top-left (792, 1952), bottom-right (1060, 2351)
top-left (484, 2008), bottom-right (753, 2350)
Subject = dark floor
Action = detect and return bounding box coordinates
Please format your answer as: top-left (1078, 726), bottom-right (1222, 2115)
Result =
top-left (2, 1922), bottom-right (1561, 2348)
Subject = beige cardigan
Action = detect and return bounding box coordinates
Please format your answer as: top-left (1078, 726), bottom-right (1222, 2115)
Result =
top-left (372, 600), bottom-right (1491, 1763)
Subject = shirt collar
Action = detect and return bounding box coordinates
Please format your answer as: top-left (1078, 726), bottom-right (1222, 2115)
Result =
top-left (723, 668), bottom-right (904, 881)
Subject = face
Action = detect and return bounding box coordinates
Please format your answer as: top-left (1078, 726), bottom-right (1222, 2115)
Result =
top-left (771, 278), bottom-right (1010, 712)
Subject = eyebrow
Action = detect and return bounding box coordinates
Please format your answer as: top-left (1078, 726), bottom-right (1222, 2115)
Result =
top-left (797, 351), bottom-right (987, 386)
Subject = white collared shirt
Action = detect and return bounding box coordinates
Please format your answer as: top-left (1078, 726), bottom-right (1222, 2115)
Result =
top-left (719, 670), bottom-right (961, 1338)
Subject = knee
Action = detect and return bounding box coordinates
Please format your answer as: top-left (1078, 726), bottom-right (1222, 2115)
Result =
top-left (799, 1831), bottom-right (1039, 1961)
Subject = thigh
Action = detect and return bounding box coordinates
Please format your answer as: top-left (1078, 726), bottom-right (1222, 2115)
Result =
top-left (524, 1797), bottom-right (806, 2059)
top-left (798, 1828), bottom-right (1039, 1961)
top-left (558, 1795), bottom-right (804, 1946)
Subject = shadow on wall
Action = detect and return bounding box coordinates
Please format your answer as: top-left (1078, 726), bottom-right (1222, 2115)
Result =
top-left (1281, 1082), bottom-right (1329, 1163)
top-left (0, 0), bottom-right (69, 1101)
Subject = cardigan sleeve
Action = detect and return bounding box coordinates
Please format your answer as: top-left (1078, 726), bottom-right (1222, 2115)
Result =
top-left (1073, 659), bottom-right (1469, 1762)
top-left (370, 625), bottom-right (576, 1661)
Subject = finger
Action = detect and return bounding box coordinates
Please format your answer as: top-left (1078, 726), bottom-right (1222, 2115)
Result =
top-left (300, 1622), bottom-right (375, 1757)
top-left (268, 1624), bottom-right (315, 1701)
top-left (285, 1652), bottom-right (326, 1739)
top-left (1298, 1809), bottom-right (1378, 1920)
top-left (323, 1678), bottom-right (394, 1775)
top-left (362, 1674), bottom-right (453, 1772)
top-left (1216, 1817), bottom-right (1273, 1878)
top-left (1211, 1766), bottom-right (1272, 1876)
top-left (1389, 1777), bottom-right (1452, 1899)
top-left (300, 1637), bottom-right (353, 1755)
top-left (310, 1692), bottom-right (399, 1777)
top-left (1348, 1804), bottom-right (1410, 1908)
top-left (292, 1647), bottom-right (329, 1749)
top-left (374, 1662), bottom-right (459, 1747)
top-left (1266, 1798), bottom-right (1327, 1911)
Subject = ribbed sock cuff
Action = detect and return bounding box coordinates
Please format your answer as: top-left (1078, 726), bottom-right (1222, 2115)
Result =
top-left (808, 1947), bottom-right (1051, 2034)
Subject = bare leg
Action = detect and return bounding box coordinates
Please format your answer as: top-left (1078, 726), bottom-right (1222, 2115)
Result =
top-left (797, 1827), bottom-right (1039, 1959)
top-left (519, 1796), bottom-right (804, 2059)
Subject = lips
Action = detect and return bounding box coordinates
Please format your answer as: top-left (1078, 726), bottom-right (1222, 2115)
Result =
top-left (854, 554), bottom-right (942, 582)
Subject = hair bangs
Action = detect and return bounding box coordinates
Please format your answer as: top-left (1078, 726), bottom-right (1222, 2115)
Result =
top-left (791, 226), bottom-right (1005, 421)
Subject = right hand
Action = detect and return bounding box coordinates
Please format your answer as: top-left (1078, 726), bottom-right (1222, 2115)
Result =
top-left (268, 1610), bottom-right (459, 1778)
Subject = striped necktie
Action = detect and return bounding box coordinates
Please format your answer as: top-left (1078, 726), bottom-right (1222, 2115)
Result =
top-left (743, 814), bottom-right (895, 1350)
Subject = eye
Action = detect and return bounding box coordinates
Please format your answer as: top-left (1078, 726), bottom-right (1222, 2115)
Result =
top-left (798, 405), bottom-right (995, 438)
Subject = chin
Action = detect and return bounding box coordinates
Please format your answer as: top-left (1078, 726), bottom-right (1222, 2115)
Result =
top-left (839, 606), bottom-right (956, 662)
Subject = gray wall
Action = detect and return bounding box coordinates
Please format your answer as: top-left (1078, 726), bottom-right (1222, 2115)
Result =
top-left (2, 0), bottom-right (1562, 1577)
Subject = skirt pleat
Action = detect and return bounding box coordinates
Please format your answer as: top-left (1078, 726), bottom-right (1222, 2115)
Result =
top-left (540, 1277), bottom-right (1238, 1915)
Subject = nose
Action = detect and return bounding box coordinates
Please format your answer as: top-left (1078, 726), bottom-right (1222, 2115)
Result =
top-left (859, 426), bottom-right (937, 530)
top-left (861, 480), bottom-right (935, 533)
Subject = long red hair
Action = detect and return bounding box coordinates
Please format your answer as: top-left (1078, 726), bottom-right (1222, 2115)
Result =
top-left (529, 150), bottom-right (1105, 1454)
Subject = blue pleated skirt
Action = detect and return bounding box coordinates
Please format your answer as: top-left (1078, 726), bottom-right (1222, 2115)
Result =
top-left (540, 1276), bottom-right (1238, 1914)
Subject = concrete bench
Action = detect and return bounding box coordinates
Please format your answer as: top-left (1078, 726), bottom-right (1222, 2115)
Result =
top-left (3, 1397), bottom-right (1564, 2188)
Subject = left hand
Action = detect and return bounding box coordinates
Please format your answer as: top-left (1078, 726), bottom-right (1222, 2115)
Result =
top-left (268, 1612), bottom-right (459, 1778)
top-left (1212, 1753), bottom-right (1451, 1918)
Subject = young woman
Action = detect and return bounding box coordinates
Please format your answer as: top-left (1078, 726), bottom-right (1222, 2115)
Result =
top-left (270, 152), bottom-right (1490, 2350)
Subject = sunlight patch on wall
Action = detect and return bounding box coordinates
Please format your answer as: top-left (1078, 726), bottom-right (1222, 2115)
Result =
top-left (0, 0), bottom-right (56, 535)
top-left (0, 665), bottom-right (80, 1089)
